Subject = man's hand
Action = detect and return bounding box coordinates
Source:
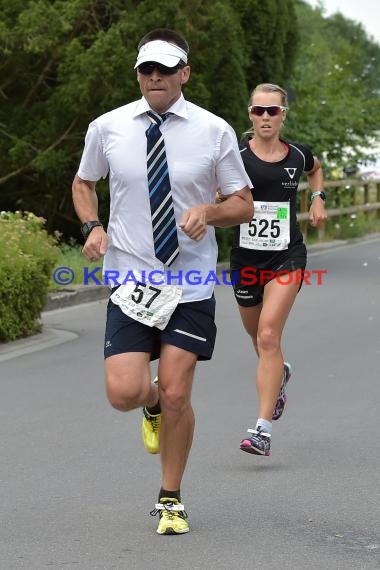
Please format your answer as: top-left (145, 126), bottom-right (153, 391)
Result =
top-left (179, 205), bottom-right (208, 241)
top-left (82, 226), bottom-right (108, 261)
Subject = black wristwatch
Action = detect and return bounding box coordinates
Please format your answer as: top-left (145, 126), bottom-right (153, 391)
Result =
top-left (81, 220), bottom-right (103, 239)
top-left (311, 191), bottom-right (326, 202)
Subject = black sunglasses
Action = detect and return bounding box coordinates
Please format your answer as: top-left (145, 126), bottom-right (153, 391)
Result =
top-left (248, 105), bottom-right (287, 116)
top-left (137, 62), bottom-right (184, 76)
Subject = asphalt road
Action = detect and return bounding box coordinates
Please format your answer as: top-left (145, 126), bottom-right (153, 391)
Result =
top-left (1, 237), bottom-right (380, 570)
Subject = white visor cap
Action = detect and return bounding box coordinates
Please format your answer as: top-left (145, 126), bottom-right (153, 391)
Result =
top-left (134, 40), bottom-right (188, 69)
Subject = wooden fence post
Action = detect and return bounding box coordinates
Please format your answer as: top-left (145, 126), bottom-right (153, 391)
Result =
top-left (297, 177), bottom-right (380, 243)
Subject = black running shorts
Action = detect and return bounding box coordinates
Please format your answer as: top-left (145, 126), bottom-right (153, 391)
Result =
top-left (104, 295), bottom-right (216, 361)
top-left (231, 254), bottom-right (306, 307)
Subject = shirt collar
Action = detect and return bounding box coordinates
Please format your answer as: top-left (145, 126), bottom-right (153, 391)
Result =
top-left (133, 94), bottom-right (188, 120)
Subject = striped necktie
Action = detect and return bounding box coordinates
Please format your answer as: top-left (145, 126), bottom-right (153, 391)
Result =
top-left (146, 110), bottom-right (179, 267)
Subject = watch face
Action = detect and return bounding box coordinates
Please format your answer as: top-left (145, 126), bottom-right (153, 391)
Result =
top-left (81, 223), bottom-right (91, 238)
top-left (81, 221), bottom-right (101, 239)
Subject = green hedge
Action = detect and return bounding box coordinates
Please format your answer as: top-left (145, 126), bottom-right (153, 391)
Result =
top-left (0, 212), bottom-right (60, 342)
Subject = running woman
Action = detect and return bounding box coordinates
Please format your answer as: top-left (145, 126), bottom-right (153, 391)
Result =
top-left (225, 83), bottom-right (327, 456)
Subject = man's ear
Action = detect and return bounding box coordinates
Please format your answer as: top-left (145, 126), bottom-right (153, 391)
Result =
top-left (180, 66), bottom-right (191, 85)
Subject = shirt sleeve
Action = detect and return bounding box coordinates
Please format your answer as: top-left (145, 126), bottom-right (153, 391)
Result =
top-left (215, 124), bottom-right (253, 195)
top-left (77, 121), bottom-right (109, 181)
top-left (295, 142), bottom-right (315, 172)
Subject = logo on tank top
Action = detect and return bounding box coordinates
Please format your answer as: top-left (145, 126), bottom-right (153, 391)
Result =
top-left (282, 167), bottom-right (298, 189)
top-left (284, 167), bottom-right (297, 179)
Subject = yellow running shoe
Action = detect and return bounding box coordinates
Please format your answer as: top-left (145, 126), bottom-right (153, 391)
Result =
top-left (150, 498), bottom-right (189, 535)
top-left (141, 377), bottom-right (161, 454)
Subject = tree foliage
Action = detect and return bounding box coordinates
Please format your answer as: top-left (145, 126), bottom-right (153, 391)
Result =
top-left (235, 0), bottom-right (299, 91)
top-left (284, 1), bottom-right (380, 174)
top-left (2, 0), bottom-right (380, 234)
top-left (0, 0), bottom-right (297, 237)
